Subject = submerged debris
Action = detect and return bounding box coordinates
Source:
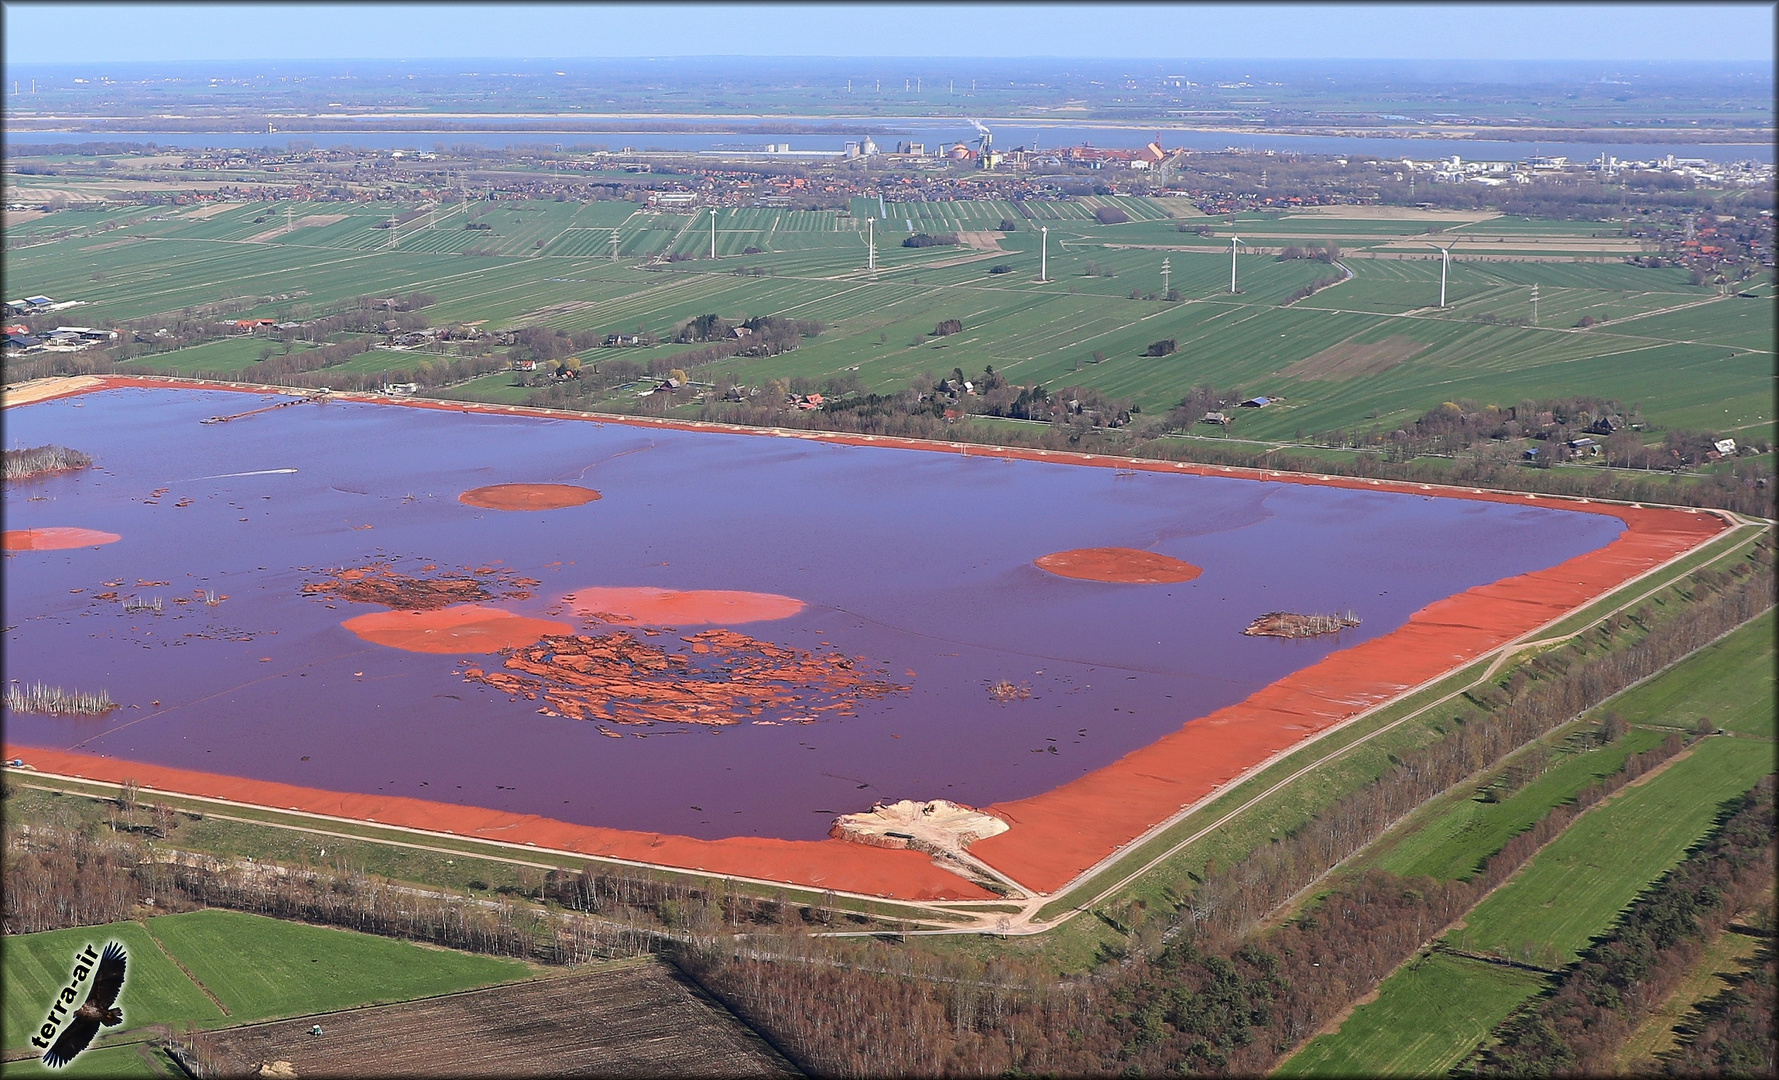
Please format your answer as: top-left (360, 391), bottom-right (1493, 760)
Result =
top-left (302, 561), bottom-right (538, 611)
top-left (1243, 611), bottom-right (1362, 638)
top-left (988, 680), bottom-right (1032, 701)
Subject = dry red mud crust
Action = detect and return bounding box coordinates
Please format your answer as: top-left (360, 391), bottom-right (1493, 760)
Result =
top-left (344, 604), bottom-right (573, 655)
top-left (3, 527), bottom-right (121, 552)
top-left (1, 746), bottom-right (995, 901)
top-left (463, 628), bottom-right (908, 726)
top-left (1034, 547), bottom-right (1203, 584)
top-left (459, 483), bottom-right (601, 511)
top-left (302, 562), bottom-right (537, 610)
top-left (566, 586), bottom-right (805, 626)
top-left (13, 376), bottom-right (1730, 900)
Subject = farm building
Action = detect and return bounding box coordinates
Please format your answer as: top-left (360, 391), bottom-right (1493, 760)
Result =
top-left (1240, 396), bottom-right (1272, 408)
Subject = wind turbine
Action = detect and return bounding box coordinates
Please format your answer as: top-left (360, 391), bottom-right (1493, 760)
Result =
top-left (866, 217), bottom-right (876, 272)
top-left (1427, 242), bottom-right (1455, 307)
top-left (1039, 225), bottom-right (1049, 282)
top-left (1229, 235), bottom-right (1242, 294)
top-left (710, 208), bottom-right (718, 259)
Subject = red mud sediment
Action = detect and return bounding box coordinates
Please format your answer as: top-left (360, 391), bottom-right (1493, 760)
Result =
top-left (1, 746), bottom-right (994, 901)
top-left (463, 628), bottom-right (907, 725)
top-left (3, 527), bottom-right (122, 552)
top-left (1035, 547), bottom-right (1203, 584)
top-left (969, 503), bottom-right (1726, 894)
top-left (17, 375), bottom-right (1733, 900)
top-left (343, 605), bottom-right (572, 654)
top-left (566, 586), bottom-right (805, 626)
top-left (459, 483), bottom-right (601, 511)
top-left (303, 562), bottom-right (538, 610)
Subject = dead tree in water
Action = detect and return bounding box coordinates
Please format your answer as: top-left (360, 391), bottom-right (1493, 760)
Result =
top-left (1243, 611), bottom-right (1362, 638)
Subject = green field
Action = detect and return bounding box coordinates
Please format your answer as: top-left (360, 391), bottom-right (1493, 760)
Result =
top-left (142, 910), bottom-right (530, 1021)
top-left (1593, 610), bottom-right (1776, 738)
top-left (1279, 738), bottom-right (1772, 1077)
top-left (1453, 735), bottom-right (1772, 965)
top-left (0, 1042), bottom-right (174, 1079)
top-left (120, 337), bottom-right (317, 375)
top-left (1276, 953), bottom-right (1545, 1078)
top-left (3, 923), bottom-right (226, 1050)
top-left (9, 197), bottom-right (1769, 447)
top-left (1374, 726), bottom-right (1668, 882)
top-left (3, 910), bottom-right (532, 1066)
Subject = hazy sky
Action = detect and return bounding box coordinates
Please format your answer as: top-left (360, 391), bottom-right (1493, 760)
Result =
top-left (3, 2), bottom-right (1773, 64)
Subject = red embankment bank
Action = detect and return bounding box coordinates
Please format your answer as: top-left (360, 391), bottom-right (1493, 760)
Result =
top-left (4, 377), bottom-right (1733, 900)
top-left (1, 747), bottom-right (994, 901)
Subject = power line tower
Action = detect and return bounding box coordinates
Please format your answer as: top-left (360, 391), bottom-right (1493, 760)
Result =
top-left (1531, 283), bottom-right (1539, 325)
top-left (1161, 256), bottom-right (1171, 296)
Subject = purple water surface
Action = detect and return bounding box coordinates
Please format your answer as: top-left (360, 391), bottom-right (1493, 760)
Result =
top-left (4, 388), bottom-right (1624, 841)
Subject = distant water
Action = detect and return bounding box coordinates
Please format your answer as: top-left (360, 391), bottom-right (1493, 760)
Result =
top-left (5, 123), bottom-right (1770, 164)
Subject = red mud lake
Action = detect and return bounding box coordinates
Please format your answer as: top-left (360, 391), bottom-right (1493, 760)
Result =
top-left (6, 387), bottom-right (1631, 853)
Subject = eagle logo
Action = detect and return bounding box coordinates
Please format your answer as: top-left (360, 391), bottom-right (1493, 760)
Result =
top-left (36, 942), bottom-right (127, 1069)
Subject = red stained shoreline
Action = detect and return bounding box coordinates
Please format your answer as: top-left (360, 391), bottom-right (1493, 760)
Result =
top-left (4, 375), bottom-right (1733, 900)
top-left (0, 747), bottom-right (993, 901)
top-left (3, 527), bottom-right (122, 552)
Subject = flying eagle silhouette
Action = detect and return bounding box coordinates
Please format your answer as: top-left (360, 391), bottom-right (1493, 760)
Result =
top-left (42, 943), bottom-right (126, 1068)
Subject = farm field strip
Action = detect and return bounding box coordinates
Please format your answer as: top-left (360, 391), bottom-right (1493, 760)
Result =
top-left (1279, 737), bottom-right (1773, 1077)
top-left (1275, 953), bottom-right (1545, 1078)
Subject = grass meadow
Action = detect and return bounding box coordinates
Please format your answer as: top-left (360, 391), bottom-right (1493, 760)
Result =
top-left (11, 196), bottom-right (1767, 446)
top-left (2, 910), bottom-right (532, 1073)
top-left (1278, 593), bottom-right (1777, 1077)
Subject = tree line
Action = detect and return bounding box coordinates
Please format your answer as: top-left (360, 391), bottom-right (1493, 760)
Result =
top-left (1476, 777), bottom-right (1776, 1076)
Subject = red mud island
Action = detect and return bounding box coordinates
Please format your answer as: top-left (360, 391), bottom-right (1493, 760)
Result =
top-left (462, 628), bottom-right (908, 726)
top-left (3, 527), bottom-right (121, 552)
top-left (459, 483), bottom-right (601, 511)
top-left (1035, 547), bottom-right (1203, 584)
top-left (566, 586), bottom-right (805, 626)
top-left (344, 605), bottom-right (573, 655)
top-left (314, 563), bottom-right (561, 653)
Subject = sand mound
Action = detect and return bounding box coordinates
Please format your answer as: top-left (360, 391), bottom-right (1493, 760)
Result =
top-left (3, 527), bottom-right (121, 552)
top-left (565, 586), bottom-right (805, 626)
top-left (459, 484), bottom-right (601, 511)
top-left (831, 799), bottom-right (1009, 857)
top-left (1034, 547), bottom-right (1202, 584)
top-left (343, 605), bottom-right (570, 654)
